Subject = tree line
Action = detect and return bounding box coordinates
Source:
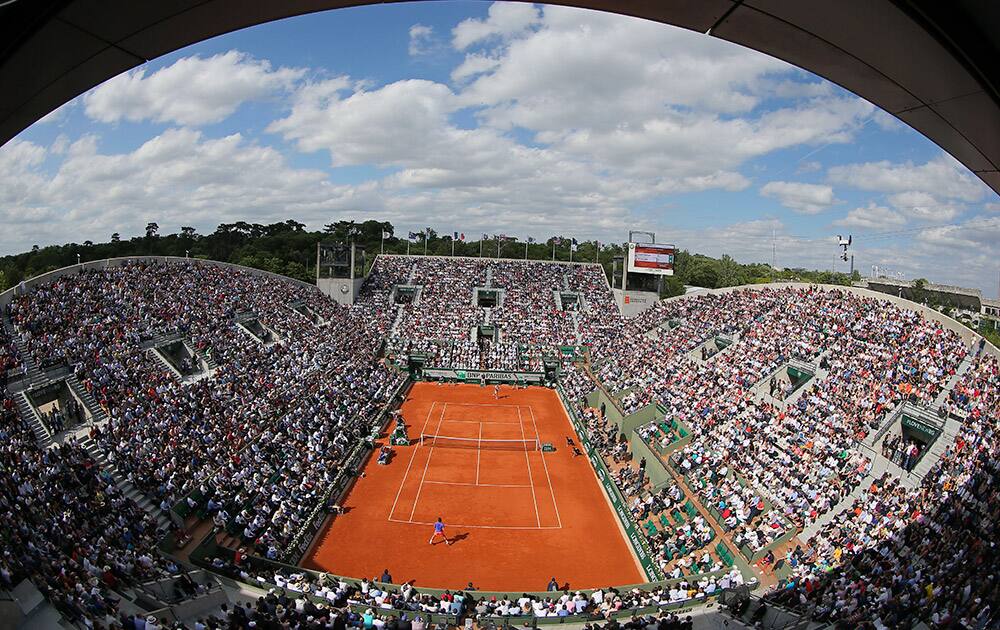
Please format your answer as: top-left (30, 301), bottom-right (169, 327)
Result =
top-left (0, 219), bottom-right (859, 297)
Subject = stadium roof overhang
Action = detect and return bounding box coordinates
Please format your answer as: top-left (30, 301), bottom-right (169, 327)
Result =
top-left (1, 0), bottom-right (998, 197)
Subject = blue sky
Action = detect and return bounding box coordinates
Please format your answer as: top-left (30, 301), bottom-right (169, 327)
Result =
top-left (3, 2), bottom-right (998, 294)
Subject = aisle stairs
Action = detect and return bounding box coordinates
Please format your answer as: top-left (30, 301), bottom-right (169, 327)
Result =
top-left (78, 435), bottom-right (172, 531)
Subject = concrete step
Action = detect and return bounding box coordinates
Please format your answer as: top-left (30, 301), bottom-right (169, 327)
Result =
top-left (78, 437), bottom-right (170, 531)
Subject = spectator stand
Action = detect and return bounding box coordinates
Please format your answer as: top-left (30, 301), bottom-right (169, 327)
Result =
top-left (665, 453), bottom-right (790, 577)
top-left (289, 377), bottom-right (413, 564)
top-left (184, 524), bottom-right (745, 628)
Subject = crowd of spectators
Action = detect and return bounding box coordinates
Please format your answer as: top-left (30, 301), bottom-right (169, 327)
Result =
top-left (766, 354), bottom-right (999, 628)
top-left (358, 256), bottom-right (614, 371)
top-left (198, 560), bottom-right (746, 626)
top-left (2, 260), bottom-right (402, 622)
top-left (2, 255), bottom-right (997, 630)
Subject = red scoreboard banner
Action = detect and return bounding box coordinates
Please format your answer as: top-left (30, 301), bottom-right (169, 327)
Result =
top-left (627, 242), bottom-right (675, 276)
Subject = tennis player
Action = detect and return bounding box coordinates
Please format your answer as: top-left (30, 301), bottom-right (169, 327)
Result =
top-left (429, 517), bottom-right (452, 545)
top-left (493, 384), bottom-right (500, 399)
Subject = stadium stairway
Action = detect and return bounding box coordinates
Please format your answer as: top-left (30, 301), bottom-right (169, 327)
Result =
top-left (78, 435), bottom-right (173, 531)
top-left (933, 352), bottom-right (975, 409)
top-left (16, 390), bottom-right (52, 444)
top-left (485, 262), bottom-right (494, 287)
top-left (9, 332), bottom-right (46, 386)
top-left (65, 373), bottom-right (109, 425)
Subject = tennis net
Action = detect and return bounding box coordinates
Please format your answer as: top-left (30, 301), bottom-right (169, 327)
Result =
top-left (419, 434), bottom-right (541, 451)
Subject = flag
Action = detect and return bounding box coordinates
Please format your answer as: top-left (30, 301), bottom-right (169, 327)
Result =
top-left (454, 231), bottom-right (459, 240)
top-left (571, 238), bottom-right (578, 252)
top-left (527, 236), bottom-right (535, 244)
top-left (482, 233), bottom-right (489, 241)
top-left (407, 231), bottom-right (418, 240)
top-left (382, 230), bottom-right (391, 239)
top-left (460, 233), bottom-right (465, 241)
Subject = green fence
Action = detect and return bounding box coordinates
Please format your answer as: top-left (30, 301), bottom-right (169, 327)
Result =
top-left (556, 385), bottom-right (664, 581)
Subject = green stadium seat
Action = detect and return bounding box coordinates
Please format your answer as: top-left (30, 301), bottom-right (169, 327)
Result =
top-left (684, 500), bottom-right (698, 518)
top-left (672, 510), bottom-right (685, 524)
top-left (644, 521), bottom-right (658, 536)
top-left (659, 514), bottom-right (671, 530)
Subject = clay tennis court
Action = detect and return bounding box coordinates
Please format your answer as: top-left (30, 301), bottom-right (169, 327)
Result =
top-left (304, 382), bottom-right (644, 591)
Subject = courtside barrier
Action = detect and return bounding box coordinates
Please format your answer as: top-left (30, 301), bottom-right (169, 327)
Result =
top-left (555, 384), bottom-right (665, 581)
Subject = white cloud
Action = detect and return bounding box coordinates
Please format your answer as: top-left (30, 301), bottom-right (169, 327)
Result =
top-left (83, 51), bottom-right (304, 126)
top-left (834, 202), bottom-right (906, 229)
top-left (408, 24), bottom-right (437, 56)
top-left (0, 129), bottom-right (366, 251)
top-left (760, 181), bottom-right (836, 214)
top-left (828, 154), bottom-right (988, 204)
top-left (452, 3), bottom-right (541, 50)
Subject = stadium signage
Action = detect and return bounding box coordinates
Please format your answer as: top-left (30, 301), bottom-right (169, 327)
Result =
top-left (423, 368), bottom-right (545, 383)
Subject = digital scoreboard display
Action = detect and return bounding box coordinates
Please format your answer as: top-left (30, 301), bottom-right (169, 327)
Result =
top-left (627, 242), bottom-right (675, 276)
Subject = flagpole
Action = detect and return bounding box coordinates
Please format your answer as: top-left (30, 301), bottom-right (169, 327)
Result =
top-left (424, 235), bottom-right (428, 256)
top-left (380, 234), bottom-right (384, 254)
top-left (452, 238), bottom-right (455, 257)
top-left (406, 240), bottom-right (410, 256)
top-left (524, 242), bottom-right (528, 260)
top-left (496, 238), bottom-right (500, 258)
top-left (552, 240), bottom-right (556, 261)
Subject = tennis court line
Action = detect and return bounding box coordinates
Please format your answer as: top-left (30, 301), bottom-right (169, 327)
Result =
top-left (423, 480), bottom-right (530, 488)
top-left (437, 418), bottom-right (522, 425)
top-left (388, 517), bottom-right (561, 531)
top-left (408, 403), bottom-right (447, 521)
top-left (528, 405), bottom-right (562, 528)
top-left (388, 401), bottom-right (435, 521)
top-left (516, 406), bottom-right (542, 527)
top-left (443, 402), bottom-right (526, 408)
top-left (476, 423), bottom-right (482, 485)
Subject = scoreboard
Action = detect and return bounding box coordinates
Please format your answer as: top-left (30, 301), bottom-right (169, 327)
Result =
top-left (627, 242), bottom-right (675, 276)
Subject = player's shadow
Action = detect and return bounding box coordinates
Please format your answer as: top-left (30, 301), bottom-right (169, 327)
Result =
top-left (449, 533), bottom-right (470, 546)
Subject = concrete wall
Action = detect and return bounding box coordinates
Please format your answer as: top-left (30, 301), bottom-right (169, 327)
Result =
top-left (585, 388), bottom-right (625, 430)
top-left (622, 400), bottom-right (666, 435)
top-left (628, 430), bottom-right (673, 489)
top-left (613, 288), bottom-right (660, 317)
top-left (317, 276), bottom-right (364, 305)
top-left (0, 256), bottom-right (317, 309)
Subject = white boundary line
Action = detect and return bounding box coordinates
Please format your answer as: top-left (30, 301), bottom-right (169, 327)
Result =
top-left (408, 402), bottom-right (447, 521)
top-left (423, 480), bottom-right (530, 488)
top-left (388, 401), bottom-right (435, 520)
top-left (388, 517), bottom-right (561, 531)
top-left (517, 406), bottom-right (542, 527)
top-left (476, 423), bottom-right (482, 485)
top-left (434, 418), bottom-right (522, 425)
top-left (443, 402), bottom-right (525, 408)
top-left (528, 405), bottom-right (563, 528)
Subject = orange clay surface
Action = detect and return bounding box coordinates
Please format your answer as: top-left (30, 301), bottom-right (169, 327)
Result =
top-left (304, 382), bottom-right (644, 592)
